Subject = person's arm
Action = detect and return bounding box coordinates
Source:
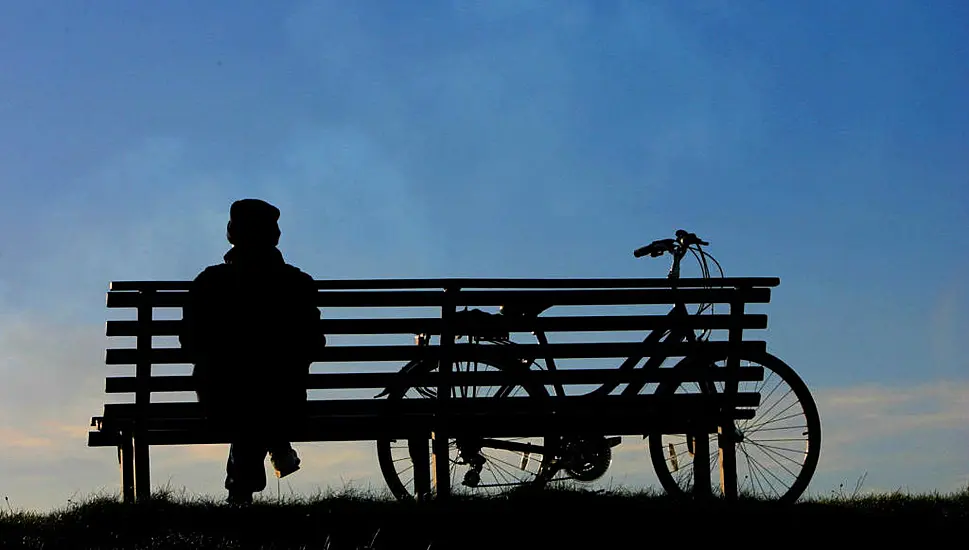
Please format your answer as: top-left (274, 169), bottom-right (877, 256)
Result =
top-left (180, 268), bottom-right (216, 363)
top-left (179, 277), bottom-right (199, 354)
top-left (302, 272), bottom-right (324, 357)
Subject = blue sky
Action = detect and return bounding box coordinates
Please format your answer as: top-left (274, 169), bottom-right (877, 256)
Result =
top-left (0, 0), bottom-right (967, 510)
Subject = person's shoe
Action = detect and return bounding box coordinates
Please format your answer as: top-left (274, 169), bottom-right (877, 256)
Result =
top-left (270, 448), bottom-right (301, 479)
top-left (226, 491), bottom-right (253, 506)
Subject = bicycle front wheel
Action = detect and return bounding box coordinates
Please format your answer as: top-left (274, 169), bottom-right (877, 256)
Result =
top-left (376, 355), bottom-right (552, 501)
top-left (647, 352), bottom-right (821, 503)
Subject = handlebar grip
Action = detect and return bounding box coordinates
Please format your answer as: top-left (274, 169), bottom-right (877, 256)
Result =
top-left (633, 245), bottom-right (652, 258)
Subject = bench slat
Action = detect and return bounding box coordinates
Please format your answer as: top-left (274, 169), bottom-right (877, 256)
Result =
top-left (109, 277), bottom-right (781, 292)
top-left (89, 406), bottom-right (756, 446)
top-left (106, 313), bottom-right (770, 337)
top-left (104, 366), bottom-right (765, 393)
top-left (105, 340), bottom-right (768, 365)
top-left (106, 287), bottom-right (771, 309)
top-left (455, 288), bottom-right (771, 307)
top-left (99, 392), bottom-right (760, 420)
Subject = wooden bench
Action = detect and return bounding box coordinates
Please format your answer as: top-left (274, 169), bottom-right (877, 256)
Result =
top-left (88, 277), bottom-right (777, 503)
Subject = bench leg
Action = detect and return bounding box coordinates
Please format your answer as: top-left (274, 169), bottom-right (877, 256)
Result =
top-left (432, 431), bottom-right (450, 499)
top-left (134, 436), bottom-right (151, 502)
top-left (408, 435), bottom-right (431, 501)
top-left (118, 431), bottom-right (135, 503)
top-left (722, 301), bottom-right (743, 501)
top-left (692, 429), bottom-right (711, 499)
top-left (719, 424), bottom-right (738, 501)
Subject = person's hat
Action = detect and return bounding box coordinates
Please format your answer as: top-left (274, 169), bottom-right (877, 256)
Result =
top-left (230, 198), bottom-right (280, 224)
top-left (227, 198), bottom-right (281, 245)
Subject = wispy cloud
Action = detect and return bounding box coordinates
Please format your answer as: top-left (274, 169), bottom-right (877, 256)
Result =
top-left (817, 382), bottom-right (969, 438)
top-left (806, 382), bottom-right (969, 494)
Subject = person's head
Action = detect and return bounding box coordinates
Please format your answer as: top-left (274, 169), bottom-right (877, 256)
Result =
top-left (226, 198), bottom-right (281, 247)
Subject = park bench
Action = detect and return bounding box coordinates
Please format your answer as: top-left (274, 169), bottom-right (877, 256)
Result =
top-left (88, 277), bottom-right (778, 503)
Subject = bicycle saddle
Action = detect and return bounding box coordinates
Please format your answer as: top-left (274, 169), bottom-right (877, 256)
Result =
top-left (499, 302), bottom-right (552, 318)
top-left (453, 308), bottom-right (509, 339)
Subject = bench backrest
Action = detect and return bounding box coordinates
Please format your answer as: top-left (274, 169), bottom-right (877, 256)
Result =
top-left (104, 277), bottom-right (778, 408)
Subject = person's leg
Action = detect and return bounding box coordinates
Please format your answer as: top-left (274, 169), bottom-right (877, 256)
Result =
top-left (266, 385), bottom-right (305, 479)
top-left (225, 440), bottom-right (269, 503)
top-left (265, 399), bottom-right (300, 478)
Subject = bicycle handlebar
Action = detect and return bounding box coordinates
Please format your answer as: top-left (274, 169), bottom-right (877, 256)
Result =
top-left (633, 230), bottom-right (708, 258)
top-left (633, 229), bottom-right (724, 328)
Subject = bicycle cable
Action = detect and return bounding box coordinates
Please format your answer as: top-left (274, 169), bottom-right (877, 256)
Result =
top-left (689, 244), bottom-right (725, 341)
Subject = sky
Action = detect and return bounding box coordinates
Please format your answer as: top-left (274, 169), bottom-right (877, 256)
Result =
top-left (1, 0), bottom-right (967, 511)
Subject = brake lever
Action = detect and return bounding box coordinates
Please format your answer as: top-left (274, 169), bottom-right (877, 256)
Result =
top-left (675, 230), bottom-right (709, 247)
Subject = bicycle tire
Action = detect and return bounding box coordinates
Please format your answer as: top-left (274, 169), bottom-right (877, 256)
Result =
top-left (647, 351), bottom-right (821, 503)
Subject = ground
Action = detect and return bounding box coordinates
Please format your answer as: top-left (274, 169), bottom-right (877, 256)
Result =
top-left (2, 486), bottom-right (967, 549)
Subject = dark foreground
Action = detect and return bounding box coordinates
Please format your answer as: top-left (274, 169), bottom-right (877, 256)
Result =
top-left (2, 487), bottom-right (967, 549)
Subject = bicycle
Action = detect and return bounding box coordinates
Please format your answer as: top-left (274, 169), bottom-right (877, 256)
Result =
top-left (374, 230), bottom-right (821, 503)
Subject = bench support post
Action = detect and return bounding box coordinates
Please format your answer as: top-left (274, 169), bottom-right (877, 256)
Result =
top-left (134, 289), bottom-right (153, 502)
top-left (134, 435), bottom-right (151, 502)
top-left (433, 287), bottom-right (456, 499)
top-left (118, 430), bottom-right (135, 503)
top-left (718, 297), bottom-right (744, 501)
top-left (692, 426), bottom-right (711, 498)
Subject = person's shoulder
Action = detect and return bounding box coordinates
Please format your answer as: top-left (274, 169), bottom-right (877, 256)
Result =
top-left (191, 264), bottom-right (231, 286)
top-left (197, 263), bottom-right (230, 278)
top-left (281, 263), bottom-right (317, 291)
top-left (282, 263), bottom-right (314, 281)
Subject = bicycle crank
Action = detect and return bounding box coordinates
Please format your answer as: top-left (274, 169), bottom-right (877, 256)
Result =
top-left (561, 436), bottom-right (619, 482)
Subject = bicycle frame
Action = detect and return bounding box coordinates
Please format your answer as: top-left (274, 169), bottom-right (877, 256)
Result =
top-left (534, 302), bottom-right (700, 399)
top-left (531, 241), bottom-right (709, 398)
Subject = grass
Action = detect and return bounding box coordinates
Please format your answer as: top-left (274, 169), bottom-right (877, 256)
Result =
top-left (2, 484), bottom-right (967, 549)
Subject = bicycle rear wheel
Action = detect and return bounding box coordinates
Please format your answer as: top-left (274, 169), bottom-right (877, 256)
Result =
top-left (376, 355), bottom-right (553, 500)
top-left (647, 352), bottom-right (821, 503)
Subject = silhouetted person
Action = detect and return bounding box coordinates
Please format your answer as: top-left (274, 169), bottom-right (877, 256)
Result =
top-left (179, 198), bottom-right (323, 505)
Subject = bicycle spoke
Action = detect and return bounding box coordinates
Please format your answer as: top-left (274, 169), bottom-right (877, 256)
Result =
top-left (746, 439), bottom-right (809, 461)
top-left (745, 452), bottom-right (786, 497)
top-left (744, 417), bottom-right (805, 433)
top-left (484, 459), bottom-right (523, 487)
top-left (758, 374), bottom-right (786, 405)
top-left (754, 369), bottom-right (775, 396)
top-left (746, 386), bottom-right (792, 428)
top-left (744, 441), bottom-right (801, 479)
top-left (745, 396), bottom-right (799, 434)
top-left (741, 444), bottom-right (769, 497)
top-left (739, 371), bottom-right (782, 432)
